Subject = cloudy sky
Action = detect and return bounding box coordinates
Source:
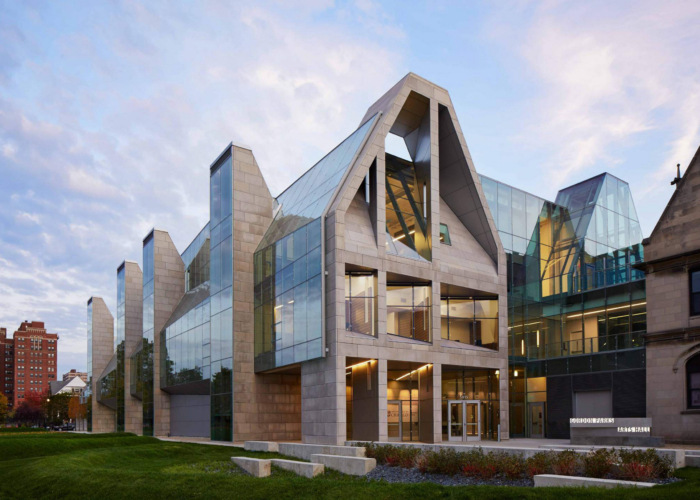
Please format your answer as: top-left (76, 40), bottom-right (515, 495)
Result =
top-left (1, 0), bottom-right (699, 377)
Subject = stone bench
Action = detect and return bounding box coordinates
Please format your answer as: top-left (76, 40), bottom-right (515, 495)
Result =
top-left (231, 457), bottom-right (271, 477)
top-left (310, 454), bottom-right (376, 476)
top-left (534, 474), bottom-right (655, 488)
top-left (278, 443), bottom-right (366, 461)
top-left (244, 441), bottom-right (279, 452)
top-left (271, 459), bottom-right (324, 478)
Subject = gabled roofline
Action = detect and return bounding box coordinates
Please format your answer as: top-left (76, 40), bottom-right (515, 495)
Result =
top-left (646, 144), bottom-right (700, 244)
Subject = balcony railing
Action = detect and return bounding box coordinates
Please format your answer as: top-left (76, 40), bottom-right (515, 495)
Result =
top-left (515, 331), bottom-right (645, 360)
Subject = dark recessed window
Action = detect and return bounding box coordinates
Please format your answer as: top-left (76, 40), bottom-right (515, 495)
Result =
top-left (688, 354), bottom-right (700, 409)
top-left (691, 270), bottom-right (700, 316)
top-left (439, 223), bottom-right (451, 245)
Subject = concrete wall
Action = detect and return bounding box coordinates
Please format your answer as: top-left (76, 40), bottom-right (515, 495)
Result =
top-left (646, 339), bottom-right (700, 443)
top-left (170, 395), bottom-right (210, 438)
top-left (643, 147), bottom-right (700, 444)
top-left (229, 146), bottom-right (302, 442)
top-left (123, 262), bottom-right (143, 434)
top-left (152, 230), bottom-right (185, 437)
top-left (90, 297), bottom-right (115, 433)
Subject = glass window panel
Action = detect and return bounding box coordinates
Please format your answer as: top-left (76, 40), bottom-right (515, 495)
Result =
top-left (497, 183), bottom-right (512, 234)
top-left (387, 285), bottom-right (413, 306)
top-left (475, 299), bottom-right (498, 318)
top-left (413, 286), bottom-right (431, 307)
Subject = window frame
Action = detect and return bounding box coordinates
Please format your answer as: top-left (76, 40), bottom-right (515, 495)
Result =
top-left (687, 353), bottom-right (700, 410)
top-left (344, 272), bottom-right (378, 336)
top-left (439, 223), bottom-right (451, 245)
top-left (690, 269), bottom-right (700, 317)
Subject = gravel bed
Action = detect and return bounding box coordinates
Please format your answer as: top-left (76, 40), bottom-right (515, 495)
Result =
top-left (365, 465), bottom-right (683, 487)
top-left (365, 465), bottom-right (534, 487)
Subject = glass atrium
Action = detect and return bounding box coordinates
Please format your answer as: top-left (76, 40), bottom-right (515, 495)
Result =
top-left (480, 173), bottom-right (646, 438)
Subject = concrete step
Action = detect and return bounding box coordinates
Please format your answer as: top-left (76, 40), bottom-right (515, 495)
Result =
top-left (687, 456), bottom-right (700, 468)
top-left (244, 441), bottom-right (279, 452)
top-left (278, 443), bottom-right (365, 461)
top-left (534, 474), bottom-right (654, 488)
top-left (271, 459), bottom-right (324, 478)
top-left (231, 457), bottom-right (271, 477)
top-left (310, 454), bottom-right (376, 476)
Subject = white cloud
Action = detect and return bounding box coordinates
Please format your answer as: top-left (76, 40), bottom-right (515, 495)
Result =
top-left (0, 1), bottom-right (406, 378)
top-left (487, 0), bottom-right (700, 233)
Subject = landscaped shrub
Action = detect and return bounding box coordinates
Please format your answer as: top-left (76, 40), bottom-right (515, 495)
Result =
top-left (496, 452), bottom-right (525, 480)
top-left (525, 451), bottom-right (554, 477)
top-left (421, 448), bottom-right (465, 476)
top-left (361, 443), bottom-right (673, 483)
top-left (582, 448), bottom-right (616, 478)
top-left (551, 449), bottom-right (580, 476)
top-left (460, 448), bottom-right (485, 477)
top-left (617, 448), bottom-right (673, 481)
top-left (385, 446), bottom-right (420, 468)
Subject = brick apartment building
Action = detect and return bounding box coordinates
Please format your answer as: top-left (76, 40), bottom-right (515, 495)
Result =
top-left (0, 322), bottom-right (59, 408)
top-left (62, 369), bottom-right (88, 384)
top-left (0, 328), bottom-right (13, 405)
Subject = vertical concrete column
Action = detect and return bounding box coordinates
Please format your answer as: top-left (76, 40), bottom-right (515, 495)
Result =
top-left (152, 230), bottom-right (184, 437)
top-left (432, 363), bottom-right (442, 442)
top-left (419, 363), bottom-right (440, 443)
top-left (350, 360), bottom-right (379, 441)
top-left (499, 367), bottom-right (510, 440)
top-left (90, 297), bottom-right (115, 433)
top-left (301, 355), bottom-right (345, 445)
top-left (377, 358), bottom-right (388, 442)
top-left (123, 262), bottom-right (143, 434)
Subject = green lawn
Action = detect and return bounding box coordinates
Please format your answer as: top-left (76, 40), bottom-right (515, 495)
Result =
top-left (0, 433), bottom-right (698, 499)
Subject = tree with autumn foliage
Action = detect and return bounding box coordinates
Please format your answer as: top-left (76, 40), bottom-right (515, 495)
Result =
top-left (13, 391), bottom-right (45, 426)
top-left (68, 395), bottom-right (86, 427)
top-left (0, 394), bottom-right (8, 425)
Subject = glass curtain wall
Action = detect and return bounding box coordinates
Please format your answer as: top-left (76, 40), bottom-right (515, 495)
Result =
top-left (480, 173), bottom-right (646, 437)
top-left (210, 152), bottom-right (233, 441)
top-left (254, 219), bottom-right (323, 370)
top-left (253, 114), bottom-right (377, 372)
top-left (161, 297), bottom-right (211, 388)
top-left (141, 234), bottom-right (155, 436)
top-left (183, 224), bottom-right (210, 292)
top-left (116, 265), bottom-right (126, 431)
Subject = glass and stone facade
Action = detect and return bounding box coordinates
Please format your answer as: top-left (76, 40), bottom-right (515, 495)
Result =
top-left (85, 73), bottom-right (651, 443)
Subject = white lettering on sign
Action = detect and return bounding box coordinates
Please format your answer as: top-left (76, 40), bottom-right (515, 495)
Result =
top-left (569, 418), bottom-right (615, 424)
top-left (617, 426), bottom-right (650, 433)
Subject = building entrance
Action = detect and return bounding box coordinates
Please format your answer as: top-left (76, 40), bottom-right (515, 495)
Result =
top-left (529, 402), bottom-right (545, 438)
top-left (388, 399), bottom-right (419, 441)
top-left (448, 400), bottom-right (481, 441)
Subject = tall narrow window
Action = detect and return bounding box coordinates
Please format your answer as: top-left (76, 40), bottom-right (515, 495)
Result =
top-left (688, 354), bottom-right (700, 409)
top-left (691, 270), bottom-right (700, 316)
top-left (345, 272), bottom-right (377, 336)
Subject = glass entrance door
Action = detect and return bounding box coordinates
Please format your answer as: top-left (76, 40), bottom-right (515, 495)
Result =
top-left (448, 400), bottom-right (481, 441)
top-left (388, 400), bottom-right (401, 441)
top-left (529, 402), bottom-right (545, 438)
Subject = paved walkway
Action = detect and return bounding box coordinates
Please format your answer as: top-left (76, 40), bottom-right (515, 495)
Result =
top-left (155, 435), bottom-right (700, 451)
